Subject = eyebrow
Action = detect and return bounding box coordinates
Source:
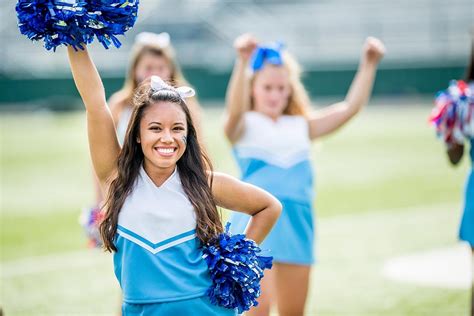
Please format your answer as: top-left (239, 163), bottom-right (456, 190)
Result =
top-left (147, 122), bottom-right (185, 126)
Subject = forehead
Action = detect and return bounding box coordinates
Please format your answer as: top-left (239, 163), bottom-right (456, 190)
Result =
top-left (142, 101), bottom-right (186, 123)
top-left (254, 64), bottom-right (289, 85)
top-left (137, 52), bottom-right (169, 67)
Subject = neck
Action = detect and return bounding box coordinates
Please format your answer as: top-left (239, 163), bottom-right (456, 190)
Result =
top-left (143, 160), bottom-right (176, 187)
top-left (255, 109), bottom-right (281, 121)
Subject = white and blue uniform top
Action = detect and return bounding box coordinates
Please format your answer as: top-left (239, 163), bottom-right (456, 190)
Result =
top-left (229, 111), bottom-right (316, 265)
top-left (113, 166), bottom-right (212, 304)
top-left (232, 111), bottom-right (314, 203)
top-left (459, 138), bottom-right (474, 246)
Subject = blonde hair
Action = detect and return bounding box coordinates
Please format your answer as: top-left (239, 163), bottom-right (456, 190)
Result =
top-left (250, 51), bottom-right (312, 117)
top-left (114, 41), bottom-right (189, 106)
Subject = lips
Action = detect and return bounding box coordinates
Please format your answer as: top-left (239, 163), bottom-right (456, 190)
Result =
top-left (154, 146), bottom-right (177, 157)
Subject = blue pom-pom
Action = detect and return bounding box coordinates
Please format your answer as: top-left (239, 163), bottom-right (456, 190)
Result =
top-left (202, 223), bottom-right (273, 313)
top-left (78, 0), bottom-right (139, 49)
top-left (16, 0), bottom-right (139, 50)
top-left (16, 0), bottom-right (89, 51)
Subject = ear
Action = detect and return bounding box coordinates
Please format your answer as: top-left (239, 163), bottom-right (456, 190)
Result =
top-left (136, 136), bottom-right (141, 143)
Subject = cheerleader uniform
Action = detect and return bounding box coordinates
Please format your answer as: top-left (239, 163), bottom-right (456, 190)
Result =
top-left (459, 138), bottom-right (474, 246)
top-left (229, 111), bottom-right (315, 265)
top-left (114, 166), bottom-right (236, 315)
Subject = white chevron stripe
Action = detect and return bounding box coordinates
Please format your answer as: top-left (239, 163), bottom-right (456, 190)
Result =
top-left (117, 230), bottom-right (197, 254)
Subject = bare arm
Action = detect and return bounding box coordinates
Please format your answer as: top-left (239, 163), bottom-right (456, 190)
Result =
top-left (211, 172), bottom-right (281, 244)
top-left (308, 37), bottom-right (386, 140)
top-left (223, 34), bottom-right (258, 143)
top-left (67, 47), bottom-right (120, 184)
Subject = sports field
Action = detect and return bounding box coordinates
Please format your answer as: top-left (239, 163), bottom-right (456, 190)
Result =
top-left (1, 102), bottom-right (471, 315)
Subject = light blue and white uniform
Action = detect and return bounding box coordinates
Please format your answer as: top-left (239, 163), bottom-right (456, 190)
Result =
top-left (229, 111), bottom-right (315, 265)
top-left (114, 166), bottom-right (236, 315)
top-left (459, 139), bottom-right (474, 246)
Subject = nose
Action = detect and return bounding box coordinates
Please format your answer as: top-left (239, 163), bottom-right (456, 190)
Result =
top-left (160, 130), bottom-right (173, 143)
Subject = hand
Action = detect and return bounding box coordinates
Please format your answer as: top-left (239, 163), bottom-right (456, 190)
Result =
top-left (362, 37), bottom-right (385, 65)
top-left (234, 33), bottom-right (258, 61)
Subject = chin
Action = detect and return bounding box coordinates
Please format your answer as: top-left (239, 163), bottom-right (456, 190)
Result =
top-left (156, 160), bottom-right (178, 169)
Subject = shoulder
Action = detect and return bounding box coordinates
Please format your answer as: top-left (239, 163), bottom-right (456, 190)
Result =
top-left (208, 171), bottom-right (241, 194)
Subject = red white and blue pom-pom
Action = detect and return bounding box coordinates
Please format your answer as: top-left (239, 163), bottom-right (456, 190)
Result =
top-left (429, 80), bottom-right (474, 147)
top-left (79, 205), bottom-right (104, 248)
top-left (202, 223), bottom-right (273, 313)
top-left (15, 0), bottom-right (139, 51)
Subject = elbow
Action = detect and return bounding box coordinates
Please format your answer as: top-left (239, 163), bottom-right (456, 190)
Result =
top-left (344, 100), bottom-right (363, 115)
top-left (339, 101), bottom-right (364, 123)
top-left (269, 197), bottom-right (282, 223)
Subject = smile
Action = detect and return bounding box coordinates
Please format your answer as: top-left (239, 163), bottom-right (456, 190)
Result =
top-left (154, 147), bottom-right (177, 157)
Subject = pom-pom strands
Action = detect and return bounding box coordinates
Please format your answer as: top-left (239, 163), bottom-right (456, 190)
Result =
top-left (16, 0), bottom-right (89, 50)
top-left (16, 0), bottom-right (139, 50)
top-left (79, 206), bottom-right (104, 248)
top-left (429, 80), bottom-right (474, 146)
top-left (202, 223), bottom-right (273, 313)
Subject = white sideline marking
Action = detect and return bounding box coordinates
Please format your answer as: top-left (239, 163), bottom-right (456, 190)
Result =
top-left (382, 243), bottom-right (472, 289)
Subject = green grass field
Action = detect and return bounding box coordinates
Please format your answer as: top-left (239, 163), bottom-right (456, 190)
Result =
top-left (1, 103), bottom-right (472, 315)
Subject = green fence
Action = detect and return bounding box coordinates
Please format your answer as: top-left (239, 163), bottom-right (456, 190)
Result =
top-left (0, 64), bottom-right (466, 110)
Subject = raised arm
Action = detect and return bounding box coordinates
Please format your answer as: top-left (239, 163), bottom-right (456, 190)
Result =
top-left (223, 33), bottom-right (257, 144)
top-left (67, 47), bottom-right (120, 184)
top-left (211, 172), bottom-right (281, 244)
top-left (308, 37), bottom-right (386, 140)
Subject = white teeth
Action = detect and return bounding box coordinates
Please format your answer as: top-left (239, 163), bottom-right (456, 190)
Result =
top-left (157, 148), bottom-right (174, 154)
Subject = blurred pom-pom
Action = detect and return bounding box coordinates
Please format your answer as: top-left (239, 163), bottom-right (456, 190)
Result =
top-left (202, 223), bottom-right (273, 313)
top-left (16, 0), bottom-right (139, 50)
top-left (429, 80), bottom-right (474, 147)
top-left (79, 205), bottom-right (104, 248)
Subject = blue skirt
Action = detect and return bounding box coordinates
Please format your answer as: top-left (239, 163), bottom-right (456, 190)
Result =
top-left (459, 168), bottom-right (474, 246)
top-left (230, 198), bottom-right (315, 265)
top-left (122, 295), bottom-right (237, 315)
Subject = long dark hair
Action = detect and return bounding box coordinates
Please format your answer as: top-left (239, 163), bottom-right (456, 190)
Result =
top-left (100, 83), bottom-right (223, 252)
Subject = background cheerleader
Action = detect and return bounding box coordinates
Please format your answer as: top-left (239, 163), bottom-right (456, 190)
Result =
top-left (224, 33), bottom-right (385, 315)
top-left (430, 36), bottom-right (474, 316)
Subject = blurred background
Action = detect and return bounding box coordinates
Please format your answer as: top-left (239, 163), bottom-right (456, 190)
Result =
top-left (1, 0), bottom-right (474, 315)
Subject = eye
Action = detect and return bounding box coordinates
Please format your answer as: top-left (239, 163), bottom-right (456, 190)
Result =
top-left (173, 126), bottom-right (185, 131)
top-left (149, 126), bottom-right (161, 131)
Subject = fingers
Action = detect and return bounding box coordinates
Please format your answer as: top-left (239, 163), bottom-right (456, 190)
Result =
top-left (234, 33), bottom-right (258, 60)
top-left (363, 36), bottom-right (386, 64)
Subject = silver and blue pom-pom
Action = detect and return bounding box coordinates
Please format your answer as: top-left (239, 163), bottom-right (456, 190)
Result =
top-left (202, 223), bottom-right (273, 314)
top-left (15, 0), bottom-right (139, 51)
top-left (16, 0), bottom-right (89, 50)
top-left (429, 80), bottom-right (474, 146)
top-left (77, 0), bottom-right (139, 49)
top-left (79, 205), bottom-right (104, 248)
